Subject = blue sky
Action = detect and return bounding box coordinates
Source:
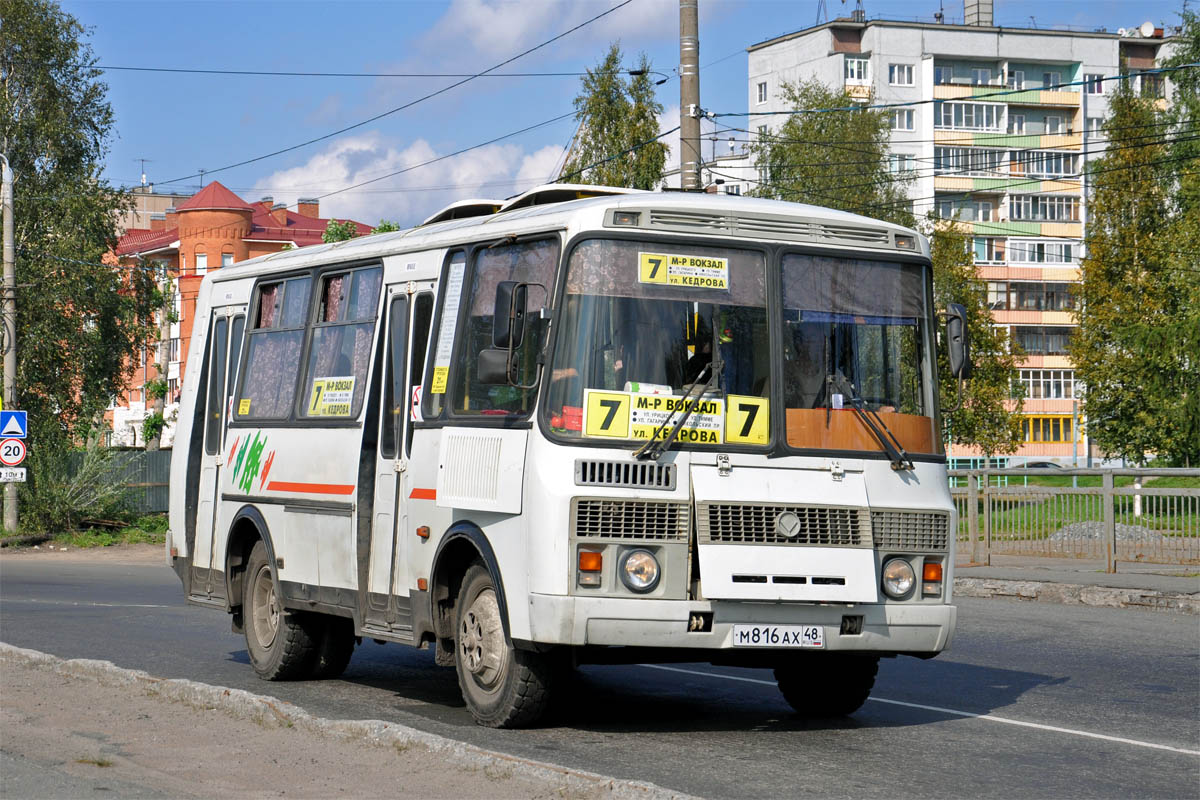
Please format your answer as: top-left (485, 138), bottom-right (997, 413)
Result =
top-left (65, 0), bottom-right (1187, 227)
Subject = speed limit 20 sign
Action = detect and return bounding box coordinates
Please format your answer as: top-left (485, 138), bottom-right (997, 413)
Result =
top-left (0, 437), bottom-right (26, 466)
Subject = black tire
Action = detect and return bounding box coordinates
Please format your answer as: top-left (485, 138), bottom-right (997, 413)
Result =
top-left (243, 541), bottom-right (319, 680)
top-left (310, 616), bottom-right (356, 679)
top-left (454, 563), bottom-right (555, 728)
top-left (775, 654), bottom-right (879, 717)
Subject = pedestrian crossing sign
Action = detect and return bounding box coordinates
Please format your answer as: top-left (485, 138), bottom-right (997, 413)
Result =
top-left (0, 411), bottom-right (27, 439)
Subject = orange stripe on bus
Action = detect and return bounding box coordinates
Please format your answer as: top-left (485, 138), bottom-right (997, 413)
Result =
top-left (409, 488), bottom-right (437, 500)
top-left (266, 481), bottom-right (356, 495)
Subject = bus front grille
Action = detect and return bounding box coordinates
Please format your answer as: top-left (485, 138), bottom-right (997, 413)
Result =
top-left (871, 510), bottom-right (950, 552)
top-left (574, 459), bottom-right (676, 491)
top-left (697, 503), bottom-right (870, 547)
top-left (571, 499), bottom-right (690, 540)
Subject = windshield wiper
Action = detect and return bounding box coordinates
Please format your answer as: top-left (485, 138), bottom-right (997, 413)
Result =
top-left (828, 371), bottom-right (914, 471)
top-left (635, 309), bottom-right (725, 462)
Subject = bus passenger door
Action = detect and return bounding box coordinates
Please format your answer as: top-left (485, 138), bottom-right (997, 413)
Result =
top-left (191, 310), bottom-right (244, 601)
top-left (363, 287), bottom-right (432, 636)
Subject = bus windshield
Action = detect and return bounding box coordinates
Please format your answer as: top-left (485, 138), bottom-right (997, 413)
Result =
top-left (781, 253), bottom-right (941, 456)
top-left (545, 239), bottom-right (771, 446)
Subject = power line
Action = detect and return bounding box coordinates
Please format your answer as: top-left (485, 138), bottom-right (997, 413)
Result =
top-left (154, 0), bottom-right (635, 188)
top-left (92, 65), bottom-right (597, 79)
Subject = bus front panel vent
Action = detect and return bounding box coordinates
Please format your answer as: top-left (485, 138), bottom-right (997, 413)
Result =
top-left (574, 459), bottom-right (676, 491)
top-left (697, 503), bottom-right (871, 547)
top-left (571, 498), bottom-right (690, 541)
top-left (870, 510), bottom-right (950, 552)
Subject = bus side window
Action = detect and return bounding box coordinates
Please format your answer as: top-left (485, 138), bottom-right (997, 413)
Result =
top-left (301, 266), bottom-right (383, 419)
top-left (224, 315), bottom-right (245, 434)
top-left (423, 251), bottom-right (466, 421)
top-left (407, 293), bottom-right (433, 454)
top-left (204, 317), bottom-right (228, 455)
top-left (381, 295), bottom-right (409, 459)
top-left (236, 276), bottom-right (311, 420)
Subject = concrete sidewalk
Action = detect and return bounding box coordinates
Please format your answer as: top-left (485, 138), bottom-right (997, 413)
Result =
top-left (953, 555), bottom-right (1200, 614)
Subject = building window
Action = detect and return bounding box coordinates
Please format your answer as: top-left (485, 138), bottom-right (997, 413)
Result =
top-left (971, 68), bottom-right (992, 86)
top-left (756, 81), bottom-right (767, 104)
top-left (756, 124), bottom-right (768, 141)
top-left (934, 65), bottom-right (952, 85)
top-left (1042, 71), bottom-right (1060, 90)
top-left (1086, 117), bottom-right (1104, 137)
top-left (1139, 73), bottom-right (1165, 99)
top-left (1084, 73), bottom-right (1104, 94)
top-left (935, 102), bottom-right (1002, 132)
top-left (1045, 116), bottom-right (1062, 135)
top-left (169, 337), bottom-right (181, 362)
top-left (1009, 150), bottom-right (1078, 178)
top-left (1008, 239), bottom-right (1076, 264)
top-left (974, 237), bottom-right (1006, 264)
top-left (195, 252), bottom-right (207, 276)
top-left (845, 57), bottom-right (870, 85)
top-left (1009, 114), bottom-right (1025, 134)
top-left (724, 184), bottom-right (741, 196)
top-left (168, 378), bottom-right (178, 402)
top-left (1009, 196), bottom-right (1079, 222)
top-left (1007, 70), bottom-right (1025, 90)
top-left (221, 252), bottom-right (234, 267)
top-left (173, 291), bottom-right (182, 322)
top-left (1019, 369), bottom-right (1077, 400)
top-left (986, 281), bottom-right (1009, 310)
top-left (1013, 326), bottom-right (1074, 355)
top-left (180, 253), bottom-right (185, 272)
top-left (937, 199), bottom-right (993, 222)
top-left (1012, 281), bottom-right (1077, 311)
top-left (935, 146), bottom-right (1005, 176)
top-left (1021, 415), bottom-right (1078, 443)
top-left (889, 64), bottom-right (913, 86)
top-left (891, 109), bottom-right (914, 130)
top-left (888, 153), bottom-right (916, 174)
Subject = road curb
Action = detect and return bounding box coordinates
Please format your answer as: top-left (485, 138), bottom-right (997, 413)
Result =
top-left (0, 643), bottom-right (696, 800)
top-left (954, 578), bottom-right (1200, 615)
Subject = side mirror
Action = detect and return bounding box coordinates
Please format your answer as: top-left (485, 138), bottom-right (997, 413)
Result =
top-left (945, 302), bottom-right (973, 379)
top-left (477, 348), bottom-right (512, 385)
top-left (492, 281), bottom-right (527, 349)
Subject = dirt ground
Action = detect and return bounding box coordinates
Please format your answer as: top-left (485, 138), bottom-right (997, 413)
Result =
top-left (2, 541), bottom-right (165, 565)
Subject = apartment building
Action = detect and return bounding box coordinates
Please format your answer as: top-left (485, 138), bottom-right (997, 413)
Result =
top-left (746, 7), bottom-right (1178, 465)
top-left (110, 181), bottom-right (371, 445)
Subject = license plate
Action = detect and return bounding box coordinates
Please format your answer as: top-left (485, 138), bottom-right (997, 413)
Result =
top-left (731, 624), bottom-right (824, 648)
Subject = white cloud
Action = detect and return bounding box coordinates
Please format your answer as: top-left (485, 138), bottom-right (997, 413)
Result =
top-left (253, 132), bottom-right (562, 226)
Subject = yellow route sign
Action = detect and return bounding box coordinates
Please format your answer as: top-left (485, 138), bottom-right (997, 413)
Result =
top-left (725, 395), bottom-right (770, 445)
top-left (638, 252), bottom-right (728, 290)
top-left (583, 390), bottom-right (631, 438)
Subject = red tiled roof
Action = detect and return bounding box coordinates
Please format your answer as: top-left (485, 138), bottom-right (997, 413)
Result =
top-left (175, 180), bottom-right (255, 212)
top-left (116, 226), bottom-right (178, 256)
top-left (245, 202), bottom-right (372, 246)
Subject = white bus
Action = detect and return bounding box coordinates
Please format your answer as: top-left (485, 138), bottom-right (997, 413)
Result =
top-left (169, 185), bottom-right (970, 728)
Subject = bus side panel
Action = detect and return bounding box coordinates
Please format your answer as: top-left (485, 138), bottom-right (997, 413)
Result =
top-left (169, 279), bottom-right (214, 568)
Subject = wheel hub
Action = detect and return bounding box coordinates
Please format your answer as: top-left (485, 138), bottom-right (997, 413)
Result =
top-left (459, 587), bottom-right (507, 690)
top-left (251, 564), bottom-right (279, 649)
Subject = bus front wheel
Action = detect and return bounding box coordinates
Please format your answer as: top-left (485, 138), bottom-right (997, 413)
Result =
top-left (244, 540), bottom-right (319, 680)
top-left (454, 563), bottom-right (554, 728)
top-left (774, 654), bottom-right (879, 717)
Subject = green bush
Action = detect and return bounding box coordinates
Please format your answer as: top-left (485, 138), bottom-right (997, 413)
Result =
top-left (17, 438), bottom-right (133, 534)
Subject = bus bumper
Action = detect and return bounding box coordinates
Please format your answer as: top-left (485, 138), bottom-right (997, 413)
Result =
top-left (526, 594), bottom-right (955, 655)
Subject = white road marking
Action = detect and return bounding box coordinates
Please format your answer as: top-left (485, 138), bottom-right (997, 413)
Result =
top-left (6, 598), bottom-right (174, 609)
top-left (638, 664), bottom-right (1200, 756)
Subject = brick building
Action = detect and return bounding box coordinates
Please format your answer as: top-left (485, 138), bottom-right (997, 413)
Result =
top-left (110, 181), bottom-right (370, 445)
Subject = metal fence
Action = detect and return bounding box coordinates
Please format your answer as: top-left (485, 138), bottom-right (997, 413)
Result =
top-left (108, 448), bottom-right (171, 514)
top-left (950, 468), bottom-right (1200, 571)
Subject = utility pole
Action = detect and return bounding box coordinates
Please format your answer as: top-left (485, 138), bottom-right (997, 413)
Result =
top-left (1, 154), bottom-right (17, 532)
top-left (679, 0), bottom-right (701, 191)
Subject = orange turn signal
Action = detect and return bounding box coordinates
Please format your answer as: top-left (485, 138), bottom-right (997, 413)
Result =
top-left (416, 525), bottom-right (430, 539)
top-left (923, 562), bottom-right (943, 582)
top-left (417, 577), bottom-right (428, 591)
top-left (578, 551), bottom-right (603, 572)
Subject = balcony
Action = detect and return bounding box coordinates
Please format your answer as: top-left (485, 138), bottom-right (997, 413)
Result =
top-left (932, 85), bottom-right (1079, 106)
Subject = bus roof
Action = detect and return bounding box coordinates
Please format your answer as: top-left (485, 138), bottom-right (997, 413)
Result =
top-left (209, 186), bottom-right (928, 283)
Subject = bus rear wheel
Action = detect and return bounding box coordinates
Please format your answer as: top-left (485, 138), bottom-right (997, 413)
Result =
top-left (244, 541), bottom-right (319, 680)
top-left (774, 654), bottom-right (879, 717)
top-left (454, 564), bottom-right (554, 728)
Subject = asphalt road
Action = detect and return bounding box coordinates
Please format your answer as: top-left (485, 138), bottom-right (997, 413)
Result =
top-left (2, 554), bottom-right (1197, 799)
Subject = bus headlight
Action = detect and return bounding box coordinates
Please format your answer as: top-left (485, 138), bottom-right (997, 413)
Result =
top-left (881, 558), bottom-right (915, 598)
top-left (619, 549), bottom-right (660, 593)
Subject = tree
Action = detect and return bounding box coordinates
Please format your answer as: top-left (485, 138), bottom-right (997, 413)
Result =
top-left (747, 79), bottom-right (915, 228)
top-left (559, 45), bottom-right (667, 189)
top-left (929, 221), bottom-right (1025, 459)
top-left (1071, 57), bottom-right (1200, 465)
top-left (1, 0), bottom-right (162, 527)
top-left (371, 219), bottom-right (400, 234)
top-left (322, 218), bottom-right (358, 243)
